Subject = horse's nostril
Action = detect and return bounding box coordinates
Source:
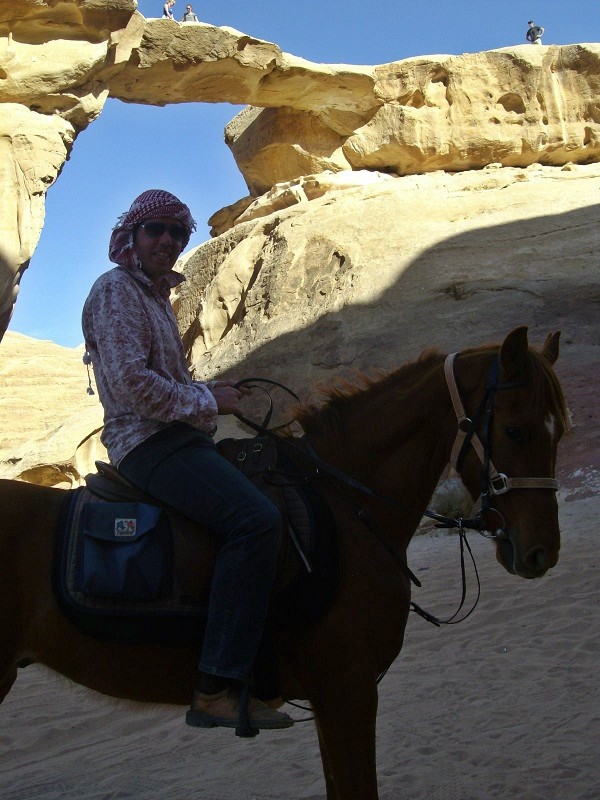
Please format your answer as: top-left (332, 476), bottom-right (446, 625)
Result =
top-left (526, 547), bottom-right (548, 573)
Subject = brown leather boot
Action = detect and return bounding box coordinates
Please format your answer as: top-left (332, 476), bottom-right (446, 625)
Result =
top-left (186, 688), bottom-right (294, 730)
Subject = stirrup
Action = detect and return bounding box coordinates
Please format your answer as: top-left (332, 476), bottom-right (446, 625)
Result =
top-left (236, 684), bottom-right (259, 738)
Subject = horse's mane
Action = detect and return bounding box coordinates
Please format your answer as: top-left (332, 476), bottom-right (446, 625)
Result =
top-left (295, 341), bottom-right (570, 438)
top-left (295, 347), bottom-right (445, 437)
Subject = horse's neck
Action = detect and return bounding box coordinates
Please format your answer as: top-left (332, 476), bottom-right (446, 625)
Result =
top-left (310, 363), bottom-right (454, 540)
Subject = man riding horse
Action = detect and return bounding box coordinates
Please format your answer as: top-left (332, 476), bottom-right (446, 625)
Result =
top-left (81, 189), bottom-right (293, 732)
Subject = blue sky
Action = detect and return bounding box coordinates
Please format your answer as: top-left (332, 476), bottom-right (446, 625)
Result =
top-left (8, 0), bottom-right (597, 346)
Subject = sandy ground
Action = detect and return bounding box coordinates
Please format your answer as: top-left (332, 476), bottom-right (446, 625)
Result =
top-left (0, 493), bottom-right (598, 800)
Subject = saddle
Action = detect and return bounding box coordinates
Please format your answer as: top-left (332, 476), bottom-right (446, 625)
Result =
top-left (52, 435), bottom-right (338, 646)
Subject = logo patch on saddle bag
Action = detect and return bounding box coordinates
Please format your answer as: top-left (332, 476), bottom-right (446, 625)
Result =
top-left (78, 502), bottom-right (173, 601)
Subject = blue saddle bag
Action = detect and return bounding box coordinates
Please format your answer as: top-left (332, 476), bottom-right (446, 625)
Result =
top-left (78, 502), bottom-right (173, 601)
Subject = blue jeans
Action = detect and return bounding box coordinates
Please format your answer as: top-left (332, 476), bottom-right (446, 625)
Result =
top-left (119, 423), bottom-right (282, 682)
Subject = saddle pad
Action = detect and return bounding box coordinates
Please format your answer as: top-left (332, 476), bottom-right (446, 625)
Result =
top-left (78, 501), bottom-right (173, 601)
top-left (53, 440), bottom-right (339, 644)
top-left (53, 488), bottom-right (211, 645)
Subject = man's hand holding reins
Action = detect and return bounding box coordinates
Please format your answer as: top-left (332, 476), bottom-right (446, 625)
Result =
top-left (211, 380), bottom-right (251, 415)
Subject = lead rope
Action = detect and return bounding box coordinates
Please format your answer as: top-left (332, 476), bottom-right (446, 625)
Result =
top-left (358, 507), bottom-right (482, 629)
top-left (375, 521), bottom-right (482, 685)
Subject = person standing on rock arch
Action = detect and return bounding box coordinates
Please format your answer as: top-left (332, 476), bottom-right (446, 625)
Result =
top-left (81, 189), bottom-right (294, 734)
top-left (182, 3), bottom-right (199, 21)
top-left (526, 20), bottom-right (544, 45)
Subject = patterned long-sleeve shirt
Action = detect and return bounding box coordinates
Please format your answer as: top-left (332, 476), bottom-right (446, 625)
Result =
top-left (82, 264), bottom-right (218, 465)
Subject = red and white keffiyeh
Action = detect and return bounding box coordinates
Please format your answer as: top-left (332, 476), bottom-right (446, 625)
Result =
top-left (108, 189), bottom-right (197, 267)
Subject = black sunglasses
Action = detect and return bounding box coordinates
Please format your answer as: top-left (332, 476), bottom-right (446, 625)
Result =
top-left (139, 222), bottom-right (187, 242)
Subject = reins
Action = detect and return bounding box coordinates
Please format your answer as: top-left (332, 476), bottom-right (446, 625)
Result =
top-left (233, 378), bottom-right (479, 628)
top-left (233, 379), bottom-right (477, 531)
top-left (233, 352), bottom-right (559, 629)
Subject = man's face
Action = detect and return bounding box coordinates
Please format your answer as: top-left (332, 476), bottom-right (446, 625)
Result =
top-left (133, 216), bottom-right (185, 282)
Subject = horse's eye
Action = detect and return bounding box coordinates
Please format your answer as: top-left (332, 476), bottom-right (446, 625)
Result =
top-left (505, 426), bottom-right (525, 445)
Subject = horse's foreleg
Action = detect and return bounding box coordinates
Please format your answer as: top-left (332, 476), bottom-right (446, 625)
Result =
top-left (312, 680), bottom-right (379, 800)
top-left (0, 579), bottom-right (22, 705)
top-left (315, 719), bottom-right (337, 800)
top-left (0, 619), bottom-right (20, 704)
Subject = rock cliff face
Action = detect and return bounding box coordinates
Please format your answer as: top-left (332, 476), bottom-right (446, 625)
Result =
top-left (1, 0), bottom-right (599, 335)
top-left (2, 164), bottom-right (598, 494)
top-left (178, 164), bottom-right (600, 384)
top-left (0, 331), bottom-right (105, 487)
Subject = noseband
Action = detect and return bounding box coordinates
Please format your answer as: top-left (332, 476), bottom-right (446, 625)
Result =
top-left (444, 353), bottom-right (559, 538)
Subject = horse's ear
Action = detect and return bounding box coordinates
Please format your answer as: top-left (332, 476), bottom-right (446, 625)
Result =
top-left (499, 326), bottom-right (529, 377)
top-left (541, 331), bottom-right (560, 365)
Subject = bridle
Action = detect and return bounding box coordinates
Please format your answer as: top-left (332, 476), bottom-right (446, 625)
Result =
top-left (236, 354), bottom-right (560, 538)
top-left (233, 353), bottom-right (560, 626)
top-left (444, 352), bottom-right (559, 540)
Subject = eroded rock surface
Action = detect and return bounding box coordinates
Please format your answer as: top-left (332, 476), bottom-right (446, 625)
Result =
top-left (2, 165), bottom-right (598, 495)
top-left (0, 331), bottom-right (104, 486)
top-left (178, 164), bottom-right (600, 384)
top-left (224, 45), bottom-right (600, 201)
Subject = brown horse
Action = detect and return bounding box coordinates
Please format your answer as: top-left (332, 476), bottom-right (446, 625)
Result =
top-left (0, 326), bottom-right (568, 799)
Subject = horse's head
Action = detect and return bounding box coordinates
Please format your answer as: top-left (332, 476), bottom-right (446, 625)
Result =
top-left (451, 327), bottom-right (568, 579)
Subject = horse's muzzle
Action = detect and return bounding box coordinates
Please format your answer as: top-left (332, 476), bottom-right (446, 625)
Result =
top-left (496, 531), bottom-right (557, 579)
